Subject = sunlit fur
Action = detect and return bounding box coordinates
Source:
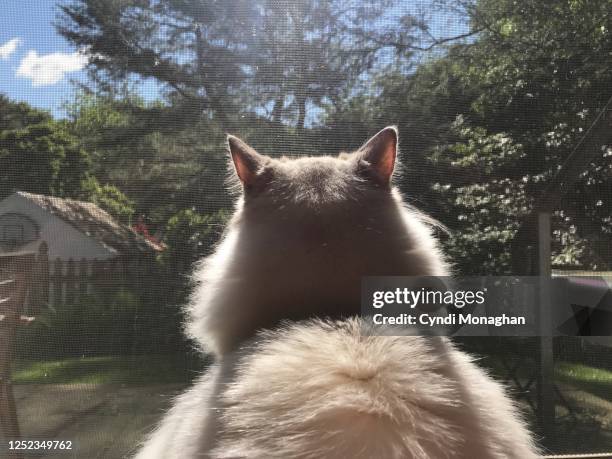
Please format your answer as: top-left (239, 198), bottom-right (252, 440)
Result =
top-left (134, 128), bottom-right (539, 458)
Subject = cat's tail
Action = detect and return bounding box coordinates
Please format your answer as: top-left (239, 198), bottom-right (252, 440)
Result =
top-left (211, 317), bottom-right (539, 459)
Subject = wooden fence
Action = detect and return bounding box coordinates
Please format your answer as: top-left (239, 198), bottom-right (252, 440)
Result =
top-left (27, 242), bottom-right (152, 312)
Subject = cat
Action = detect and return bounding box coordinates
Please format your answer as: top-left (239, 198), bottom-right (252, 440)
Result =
top-left (134, 127), bottom-right (540, 458)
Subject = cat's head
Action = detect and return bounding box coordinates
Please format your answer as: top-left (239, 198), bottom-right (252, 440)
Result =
top-left (227, 126), bottom-right (399, 214)
top-left (223, 126), bottom-right (443, 270)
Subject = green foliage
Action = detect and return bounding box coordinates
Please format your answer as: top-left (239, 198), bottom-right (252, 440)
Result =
top-left (15, 288), bottom-right (142, 359)
top-left (80, 176), bottom-right (135, 224)
top-left (432, 117), bottom-right (531, 273)
top-left (57, 0), bottom-right (424, 129)
top-left (327, 0), bottom-right (612, 272)
top-left (161, 208), bottom-right (230, 275)
top-left (12, 353), bottom-right (206, 385)
top-left (434, 0), bottom-right (612, 271)
top-left (0, 98), bottom-right (91, 198)
top-left (0, 94), bottom-right (51, 129)
top-left (65, 90), bottom-right (231, 228)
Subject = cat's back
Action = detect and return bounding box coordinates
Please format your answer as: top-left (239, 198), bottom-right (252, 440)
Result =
top-left (209, 318), bottom-right (538, 459)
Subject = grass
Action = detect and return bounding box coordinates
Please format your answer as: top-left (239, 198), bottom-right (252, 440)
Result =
top-left (471, 354), bottom-right (612, 403)
top-left (12, 352), bottom-right (612, 402)
top-left (556, 361), bottom-right (612, 402)
top-left (10, 353), bottom-right (612, 456)
top-left (12, 353), bottom-right (208, 385)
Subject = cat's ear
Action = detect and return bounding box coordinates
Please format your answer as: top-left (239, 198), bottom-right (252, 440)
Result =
top-left (227, 135), bottom-right (268, 188)
top-left (356, 126), bottom-right (398, 185)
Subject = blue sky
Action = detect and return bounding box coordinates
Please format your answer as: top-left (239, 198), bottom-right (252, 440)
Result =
top-left (0, 0), bottom-right (162, 118)
top-left (0, 1), bottom-right (91, 117)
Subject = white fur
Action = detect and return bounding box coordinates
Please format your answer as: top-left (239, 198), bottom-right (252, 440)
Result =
top-left (213, 319), bottom-right (538, 458)
top-left (135, 129), bottom-right (539, 458)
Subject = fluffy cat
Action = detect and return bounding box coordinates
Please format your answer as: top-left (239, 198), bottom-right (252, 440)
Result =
top-left (135, 127), bottom-right (539, 458)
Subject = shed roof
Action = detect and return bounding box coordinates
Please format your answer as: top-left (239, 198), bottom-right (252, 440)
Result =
top-left (14, 191), bottom-right (164, 255)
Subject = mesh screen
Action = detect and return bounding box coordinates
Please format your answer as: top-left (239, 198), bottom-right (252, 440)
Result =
top-left (1, 0), bottom-right (612, 457)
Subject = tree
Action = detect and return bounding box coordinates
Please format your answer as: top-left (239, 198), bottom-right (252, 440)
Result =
top-left (57, 0), bottom-right (256, 124)
top-left (0, 95), bottom-right (90, 198)
top-left (161, 208), bottom-right (229, 274)
top-left (430, 0), bottom-right (612, 272)
top-left (0, 94), bottom-right (135, 224)
top-left (57, 0), bottom-right (427, 130)
top-left (80, 176), bottom-right (135, 224)
top-left (442, 0), bottom-right (612, 268)
top-left (0, 94), bottom-right (50, 130)
top-left (326, 0), bottom-right (612, 272)
top-left (246, 0), bottom-right (408, 129)
top-left (64, 90), bottom-right (231, 228)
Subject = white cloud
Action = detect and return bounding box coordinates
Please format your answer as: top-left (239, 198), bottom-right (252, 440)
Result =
top-left (0, 38), bottom-right (21, 60)
top-left (16, 50), bottom-right (88, 86)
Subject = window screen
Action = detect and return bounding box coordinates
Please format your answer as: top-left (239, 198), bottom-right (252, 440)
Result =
top-left (1, 0), bottom-right (611, 457)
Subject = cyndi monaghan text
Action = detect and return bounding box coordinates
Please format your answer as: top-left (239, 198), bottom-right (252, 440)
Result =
top-left (372, 313), bottom-right (526, 327)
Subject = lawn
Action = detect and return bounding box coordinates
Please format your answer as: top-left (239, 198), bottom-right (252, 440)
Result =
top-left (12, 353), bottom-right (208, 385)
top-left (11, 353), bottom-right (612, 402)
top-left (8, 353), bottom-right (612, 455)
top-left (556, 362), bottom-right (612, 402)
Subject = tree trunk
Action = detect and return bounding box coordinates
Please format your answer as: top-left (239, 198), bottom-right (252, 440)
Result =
top-left (296, 95), bottom-right (306, 130)
top-left (272, 96), bottom-right (283, 123)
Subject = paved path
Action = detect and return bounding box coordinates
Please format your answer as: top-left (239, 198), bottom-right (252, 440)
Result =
top-left (2, 381), bottom-right (612, 458)
top-left (1, 383), bottom-right (186, 458)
